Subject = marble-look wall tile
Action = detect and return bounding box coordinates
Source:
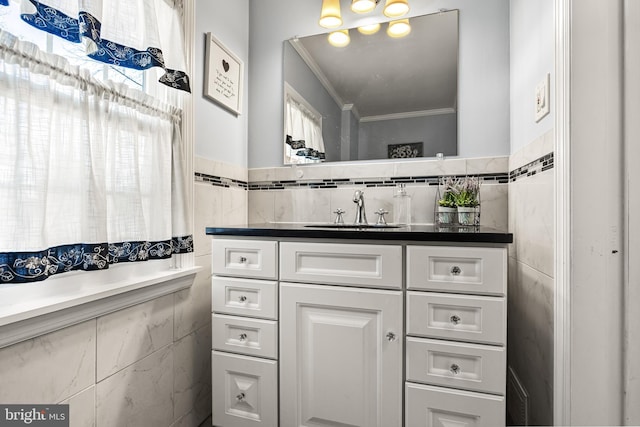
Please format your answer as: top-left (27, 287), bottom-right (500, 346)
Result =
top-left (478, 184), bottom-right (509, 230)
top-left (173, 324), bottom-right (212, 424)
top-left (509, 129), bottom-right (554, 172)
top-left (273, 189), bottom-right (332, 223)
top-left (193, 182), bottom-right (223, 256)
top-left (0, 320), bottom-right (96, 404)
top-left (60, 386), bottom-right (95, 427)
top-left (508, 257), bottom-right (554, 426)
top-left (509, 170), bottom-right (554, 277)
top-left (174, 254), bottom-right (212, 340)
top-left (221, 187), bottom-right (248, 226)
top-left (394, 158), bottom-right (467, 177)
top-left (194, 157), bottom-right (248, 183)
top-left (466, 156), bottom-right (510, 175)
top-left (248, 191), bottom-right (275, 224)
top-left (96, 295), bottom-right (174, 381)
top-left (96, 346), bottom-right (174, 427)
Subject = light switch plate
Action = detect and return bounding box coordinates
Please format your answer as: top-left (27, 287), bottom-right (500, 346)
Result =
top-left (535, 73), bottom-right (550, 122)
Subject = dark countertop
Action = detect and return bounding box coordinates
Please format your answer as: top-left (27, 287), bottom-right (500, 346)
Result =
top-left (205, 223), bottom-right (513, 244)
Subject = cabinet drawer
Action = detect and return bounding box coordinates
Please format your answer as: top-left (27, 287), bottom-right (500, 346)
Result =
top-left (212, 238), bottom-right (277, 279)
top-left (405, 382), bottom-right (505, 427)
top-left (212, 314), bottom-right (277, 359)
top-left (407, 246), bottom-right (506, 295)
top-left (280, 242), bottom-right (402, 288)
top-left (406, 337), bottom-right (505, 395)
top-left (407, 291), bottom-right (505, 345)
top-left (212, 277), bottom-right (278, 320)
top-left (212, 351), bottom-right (278, 427)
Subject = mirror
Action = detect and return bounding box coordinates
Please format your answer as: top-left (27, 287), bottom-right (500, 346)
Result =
top-left (283, 10), bottom-right (459, 164)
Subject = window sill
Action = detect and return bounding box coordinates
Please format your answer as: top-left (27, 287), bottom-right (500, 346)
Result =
top-left (0, 260), bottom-right (201, 348)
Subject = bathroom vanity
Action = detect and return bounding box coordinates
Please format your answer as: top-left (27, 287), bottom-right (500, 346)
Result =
top-left (206, 224), bottom-right (512, 427)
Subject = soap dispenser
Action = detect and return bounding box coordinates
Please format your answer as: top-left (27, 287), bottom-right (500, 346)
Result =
top-left (393, 183), bottom-right (412, 225)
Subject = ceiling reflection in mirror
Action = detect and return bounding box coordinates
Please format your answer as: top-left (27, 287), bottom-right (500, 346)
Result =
top-left (283, 10), bottom-right (459, 164)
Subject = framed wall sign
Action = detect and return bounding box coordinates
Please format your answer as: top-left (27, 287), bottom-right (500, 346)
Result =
top-left (204, 33), bottom-right (244, 115)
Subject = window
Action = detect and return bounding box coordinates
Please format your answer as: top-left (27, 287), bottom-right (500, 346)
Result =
top-left (0, 0), bottom-right (192, 285)
top-left (0, 1), bottom-right (144, 90)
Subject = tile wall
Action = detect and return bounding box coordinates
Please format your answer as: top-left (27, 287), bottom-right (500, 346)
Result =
top-left (0, 294), bottom-right (211, 427)
top-left (507, 129), bottom-right (555, 425)
top-left (247, 157), bottom-right (510, 229)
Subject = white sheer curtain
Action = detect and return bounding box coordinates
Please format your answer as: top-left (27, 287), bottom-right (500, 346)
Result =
top-left (0, 29), bottom-right (191, 284)
top-left (15, 0), bottom-right (190, 91)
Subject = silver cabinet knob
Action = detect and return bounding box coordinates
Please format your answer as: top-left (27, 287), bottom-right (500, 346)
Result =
top-left (450, 364), bottom-right (461, 374)
top-left (450, 314), bottom-right (461, 325)
top-left (239, 333), bottom-right (248, 341)
top-left (239, 295), bottom-right (247, 302)
top-left (450, 265), bottom-right (461, 275)
top-left (239, 256), bottom-right (248, 263)
top-left (236, 392), bottom-right (245, 401)
top-left (386, 332), bottom-right (397, 342)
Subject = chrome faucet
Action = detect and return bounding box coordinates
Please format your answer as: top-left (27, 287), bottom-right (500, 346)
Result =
top-left (353, 190), bottom-right (368, 225)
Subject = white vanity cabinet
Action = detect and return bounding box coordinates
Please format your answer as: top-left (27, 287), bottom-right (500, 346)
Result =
top-left (405, 245), bottom-right (508, 426)
top-left (209, 230), bottom-right (510, 427)
top-left (211, 238), bottom-right (279, 427)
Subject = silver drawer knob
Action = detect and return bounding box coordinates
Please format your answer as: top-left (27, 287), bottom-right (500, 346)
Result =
top-left (239, 333), bottom-right (248, 341)
top-left (239, 295), bottom-right (247, 302)
top-left (239, 256), bottom-right (248, 263)
top-left (450, 314), bottom-right (461, 325)
top-left (386, 332), bottom-right (397, 342)
top-left (236, 392), bottom-right (245, 401)
top-left (450, 364), bottom-right (461, 374)
top-left (450, 265), bottom-right (461, 275)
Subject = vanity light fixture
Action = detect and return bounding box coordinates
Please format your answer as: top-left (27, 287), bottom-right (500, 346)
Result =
top-left (387, 18), bottom-right (411, 38)
top-left (351, 0), bottom-right (380, 14)
top-left (328, 29), bottom-right (350, 47)
top-left (383, 0), bottom-right (410, 18)
top-left (319, 0), bottom-right (342, 28)
top-left (357, 23), bottom-right (381, 35)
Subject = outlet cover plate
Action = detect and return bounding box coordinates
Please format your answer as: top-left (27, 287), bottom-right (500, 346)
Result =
top-left (535, 73), bottom-right (550, 122)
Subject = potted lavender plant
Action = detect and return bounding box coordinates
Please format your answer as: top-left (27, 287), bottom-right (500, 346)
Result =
top-left (436, 177), bottom-right (458, 225)
top-left (454, 177), bottom-right (480, 226)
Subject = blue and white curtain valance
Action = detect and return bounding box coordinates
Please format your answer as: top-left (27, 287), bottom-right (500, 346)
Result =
top-left (0, 29), bottom-right (193, 284)
top-left (1, 0), bottom-right (190, 92)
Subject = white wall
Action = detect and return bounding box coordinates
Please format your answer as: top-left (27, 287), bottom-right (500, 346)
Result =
top-left (509, 0), bottom-right (554, 153)
top-left (249, 0), bottom-right (510, 168)
top-left (194, 0), bottom-right (249, 167)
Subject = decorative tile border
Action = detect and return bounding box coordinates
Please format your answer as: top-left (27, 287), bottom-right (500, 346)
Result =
top-left (194, 153), bottom-right (553, 192)
top-left (248, 173), bottom-right (509, 191)
top-left (509, 152), bottom-right (554, 182)
top-left (195, 172), bottom-right (248, 189)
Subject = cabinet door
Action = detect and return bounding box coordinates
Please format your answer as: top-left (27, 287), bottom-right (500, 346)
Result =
top-left (280, 282), bottom-right (403, 427)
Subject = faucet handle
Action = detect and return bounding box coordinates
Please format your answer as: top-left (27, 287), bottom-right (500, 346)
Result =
top-left (374, 209), bottom-right (389, 225)
top-left (333, 208), bottom-right (345, 224)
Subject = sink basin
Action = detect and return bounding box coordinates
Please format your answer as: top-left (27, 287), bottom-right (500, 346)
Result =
top-left (304, 224), bottom-right (402, 229)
